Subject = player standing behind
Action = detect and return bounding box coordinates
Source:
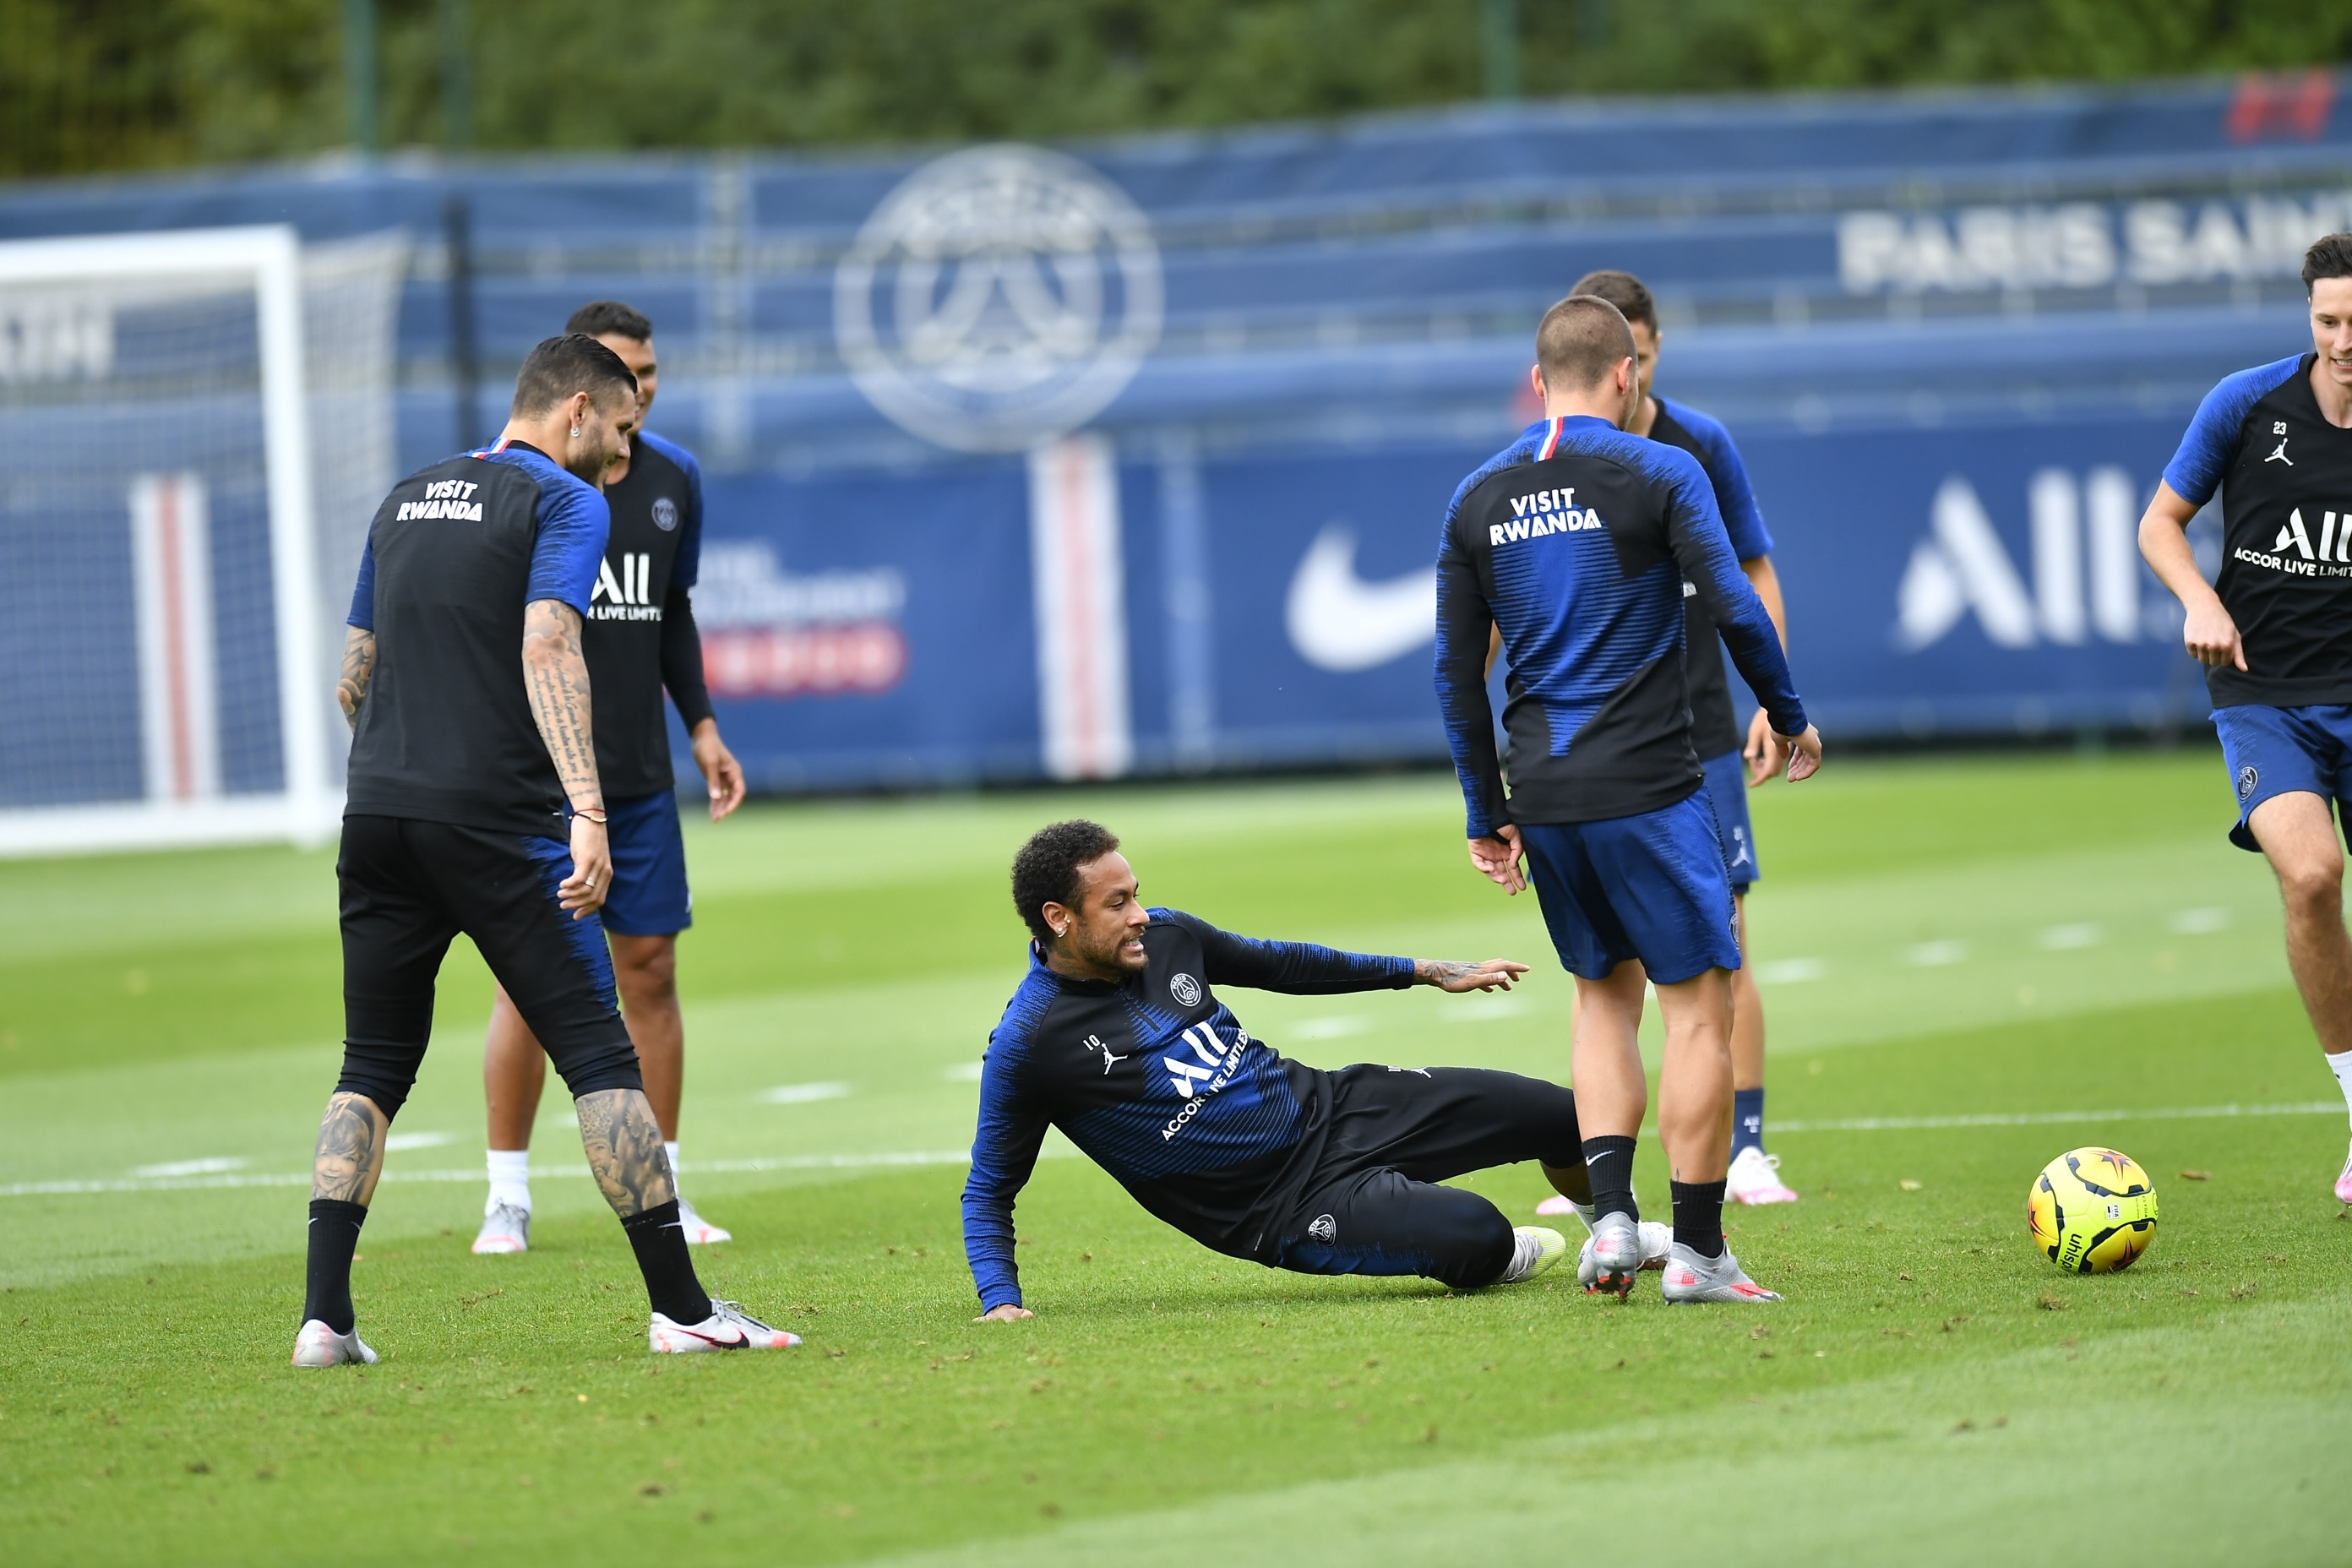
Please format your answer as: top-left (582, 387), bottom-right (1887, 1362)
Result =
top-left (2141, 232), bottom-right (2352, 1206)
top-left (297, 335), bottom-right (793, 1364)
top-left (1435, 295), bottom-right (1822, 1304)
top-left (473, 301), bottom-right (746, 1255)
top-left (1560, 269), bottom-right (1799, 1208)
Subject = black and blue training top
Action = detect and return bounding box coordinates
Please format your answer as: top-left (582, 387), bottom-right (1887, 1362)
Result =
top-left (2163, 352), bottom-right (2352, 709)
top-left (961, 910), bottom-right (1411, 1312)
top-left (1649, 396), bottom-right (1776, 761)
top-left (1435, 414), bottom-right (1805, 839)
top-left (346, 438), bottom-right (607, 838)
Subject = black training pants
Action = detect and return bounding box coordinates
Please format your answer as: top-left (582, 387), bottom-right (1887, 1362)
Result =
top-left (1273, 1065), bottom-right (1583, 1291)
top-left (335, 814), bottom-right (640, 1119)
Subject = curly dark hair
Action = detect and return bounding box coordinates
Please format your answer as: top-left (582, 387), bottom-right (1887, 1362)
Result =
top-left (2305, 233), bottom-right (2352, 294)
top-left (1010, 819), bottom-right (1122, 945)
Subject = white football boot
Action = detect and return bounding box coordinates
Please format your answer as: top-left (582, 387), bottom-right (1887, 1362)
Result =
top-left (2335, 1141), bottom-right (2352, 1205)
top-left (1575, 1219), bottom-right (1671, 1288)
top-left (1498, 1227), bottom-right (1568, 1284)
top-left (291, 1319), bottom-right (378, 1368)
top-left (676, 1197), bottom-right (732, 1245)
top-left (1579, 1211), bottom-right (1647, 1298)
top-left (648, 1299), bottom-right (803, 1353)
top-left (471, 1200), bottom-right (531, 1255)
top-left (1726, 1146), bottom-right (1800, 1206)
top-left (1660, 1243), bottom-right (1783, 1304)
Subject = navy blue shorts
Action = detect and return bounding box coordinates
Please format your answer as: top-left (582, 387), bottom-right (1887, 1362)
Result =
top-left (2213, 704), bottom-right (2352, 852)
top-left (1700, 748), bottom-right (1759, 890)
top-left (1518, 792), bottom-right (1741, 984)
top-left (595, 790), bottom-right (693, 937)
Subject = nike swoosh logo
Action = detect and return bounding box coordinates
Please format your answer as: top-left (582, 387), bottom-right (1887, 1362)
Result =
top-left (679, 1327), bottom-right (753, 1348)
top-left (1284, 524), bottom-right (1436, 672)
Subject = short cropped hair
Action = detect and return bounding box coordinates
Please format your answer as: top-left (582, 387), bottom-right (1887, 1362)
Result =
top-left (1570, 270), bottom-right (1658, 332)
top-left (509, 334), bottom-right (637, 419)
top-left (1535, 294), bottom-right (1636, 391)
top-left (566, 299), bottom-right (655, 341)
top-left (2304, 233), bottom-right (2352, 293)
top-left (1011, 819), bottom-right (1122, 945)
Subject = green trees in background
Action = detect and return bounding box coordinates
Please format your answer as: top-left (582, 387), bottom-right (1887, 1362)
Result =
top-left (4, 0), bottom-right (2349, 180)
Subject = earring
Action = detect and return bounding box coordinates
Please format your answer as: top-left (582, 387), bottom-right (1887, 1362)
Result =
top-left (570, 426), bottom-right (582, 438)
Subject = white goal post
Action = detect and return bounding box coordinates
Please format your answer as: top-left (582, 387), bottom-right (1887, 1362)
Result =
top-left (0, 224), bottom-right (401, 857)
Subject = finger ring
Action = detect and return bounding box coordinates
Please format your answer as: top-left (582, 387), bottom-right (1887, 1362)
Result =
top-left (585, 878), bottom-right (597, 890)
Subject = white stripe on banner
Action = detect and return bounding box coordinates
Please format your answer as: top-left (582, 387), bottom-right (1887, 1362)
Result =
top-left (128, 472), bottom-right (221, 803)
top-left (1028, 433), bottom-right (1133, 781)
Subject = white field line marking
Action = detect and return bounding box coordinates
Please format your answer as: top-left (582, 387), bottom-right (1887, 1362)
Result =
top-left (2036, 923), bottom-right (2104, 950)
top-left (383, 1130), bottom-right (452, 1152)
top-left (942, 1061), bottom-right (986, 1081)
top-left (1291, 1015), bottom-right (1371, 1040)
top-left (1905, 939), bottom-right (1968, 966)
top-left (1774, 1101), bottom-right (2340, 1134)
top-left (758, 1081), bottom-right (852, 1104)
top-left (1755, 958), bottom-right (1827, 984)
top-left (2168, 906), bottom-right (2231, 934)
top-left (0, 1148), bottom-right (1032, 1200)
top-left (129, 1157), bottom-right (246, 1178)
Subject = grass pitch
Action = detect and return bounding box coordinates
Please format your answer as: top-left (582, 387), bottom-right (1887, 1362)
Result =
top-left (3, 752), bottom-right (2349, 1565)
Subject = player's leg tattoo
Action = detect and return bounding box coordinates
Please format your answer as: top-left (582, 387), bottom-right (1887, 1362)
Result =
top-left (574, 1087), bottom-right (677, 1217)
top-left (311, 1092), bottom-right (389, 1205)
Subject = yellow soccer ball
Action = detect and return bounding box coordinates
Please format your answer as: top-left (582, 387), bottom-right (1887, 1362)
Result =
top-left (2027, 1146), bottom-right (2159, 1273)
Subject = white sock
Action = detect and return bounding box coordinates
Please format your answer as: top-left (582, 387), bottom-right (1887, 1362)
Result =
top-left (2328, 1051), bottom-right (2352, 1130)
top-left (1569, 1200), bottom-right (1596, 1232)
top-left (665, 1141), bottom-right (684, 1200)
top-left (486, 1148), bottom-right (531, 1215)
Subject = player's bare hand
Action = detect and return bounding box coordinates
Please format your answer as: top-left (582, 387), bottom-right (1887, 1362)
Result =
top-left (1742, 707), bottom-right (1778, 787)
top-left (975, 1304), bottom-right (1034, 1322)
top-left (690, 719), bottom-right (748, 821)
top-left (1776, 724), bottom-right (1824, 783)
top-left (1468, 824), bottom-right (1527, 893)
top-left (562, 814), bottom-right (612, 917)
top-left (2180, 593), bottom-right (2248, 671)
top-left (1416, 958), bottom-right (1530, 993)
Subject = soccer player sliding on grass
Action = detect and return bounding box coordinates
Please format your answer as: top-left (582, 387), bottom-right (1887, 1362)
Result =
top-left (297, 336), bottom-right (794, 1367)
top-left (965, 820), bottom-right (1591, 1321)
top-left (2140, 231), bottom-right (2352, 1206)
top-left (1435, 294), bottom-right (1822, 1304)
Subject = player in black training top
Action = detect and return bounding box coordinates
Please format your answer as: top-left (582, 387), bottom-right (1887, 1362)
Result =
top-left (297, 335), bottom-right (796, 1367)
top-left (473, 302), bottom-right (747, 1257)
top-left (2141, 231), bottom-right (2352, 1205)
top-left (1435, 295), bottom-right (1821, 1305)
top-left (1565, 270), bottom-right (1800, 1209)
top-left (964, 821), bottom-right (1598, 1319)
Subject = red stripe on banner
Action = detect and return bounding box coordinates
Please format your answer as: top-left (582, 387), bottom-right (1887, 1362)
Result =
top-left (1057, 443), bottom-right (1103, 777)
top-left (156, 480), bottom-right (194, 800)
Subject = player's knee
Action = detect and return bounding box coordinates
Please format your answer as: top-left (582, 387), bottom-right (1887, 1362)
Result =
top-left (613, 938), bottom-right (678, 1004)
top-left (2274, 852), bottom-right (2344, 917)
top-left (548, 1029), bottom-right (645, 1101)
top-left (334, 1038), bottom-right (425, 1121)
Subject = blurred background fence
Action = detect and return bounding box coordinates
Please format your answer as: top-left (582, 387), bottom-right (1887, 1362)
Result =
top-left (4, 74), bottom-right (2349, 795)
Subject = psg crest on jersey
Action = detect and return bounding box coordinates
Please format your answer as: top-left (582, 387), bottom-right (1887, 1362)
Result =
top-left (651, 497), bottom-right (678, 532)
top-left (1168, 972), bottom-right (1202, 1008)
top-left (833, 144), bottom-right (1163, 453)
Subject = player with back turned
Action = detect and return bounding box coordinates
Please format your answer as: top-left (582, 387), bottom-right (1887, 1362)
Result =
top-left (2141, 231), bottom-right (2352, 1205)
top-left (294, 335), bottom-right (796, 1366)
top-left (1435, 295), bottom-right (1822, 1304)
top-left (472, 301), bottom-right (746, 1257)
top-left (1559, 269), bottom-right (1802, 1209)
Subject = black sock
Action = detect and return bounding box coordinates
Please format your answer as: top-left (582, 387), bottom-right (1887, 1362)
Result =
top-left (622, 1200), bottom-right (714, 1324)
top-left (1671, 1179), bottom-right (1729, 1260)
top-left (302, 1198), bottom-right (368, 1334)
top-left (1582, 1135), bottom-right (1638, 1224)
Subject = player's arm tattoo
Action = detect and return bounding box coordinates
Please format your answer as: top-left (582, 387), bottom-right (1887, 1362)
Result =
top-left (574, 1088), bottom-right (676, 1217)
top-left (310, 1092), bottom-right (388, 1204)
top-left (336, 628), bottom-right (376, 732)
top-left (520, 599), bottom-right (604, 812)
top-left (1414, 960), bottom-right (1484, 987)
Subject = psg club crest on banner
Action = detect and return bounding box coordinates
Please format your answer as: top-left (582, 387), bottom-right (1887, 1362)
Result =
top-left (834, 144), bottom-right (1163, 453)
top-left (651, 497), bottom-right (678, 532)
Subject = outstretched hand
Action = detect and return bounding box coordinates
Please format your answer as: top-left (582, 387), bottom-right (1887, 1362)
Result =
top-left (975, 1304), bottom-right (1033, 1322)
top-left (1467, 823), bottom-right (1527, 893)
top-left (1415, 957), bottom-right (1531, 994)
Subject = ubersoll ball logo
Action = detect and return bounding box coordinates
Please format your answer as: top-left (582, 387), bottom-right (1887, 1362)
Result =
top-left (833, 144), bottom-right (1163, 454)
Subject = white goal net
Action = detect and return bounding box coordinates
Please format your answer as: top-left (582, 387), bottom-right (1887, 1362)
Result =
top-left (0, 225), bottom-right (406, 856)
